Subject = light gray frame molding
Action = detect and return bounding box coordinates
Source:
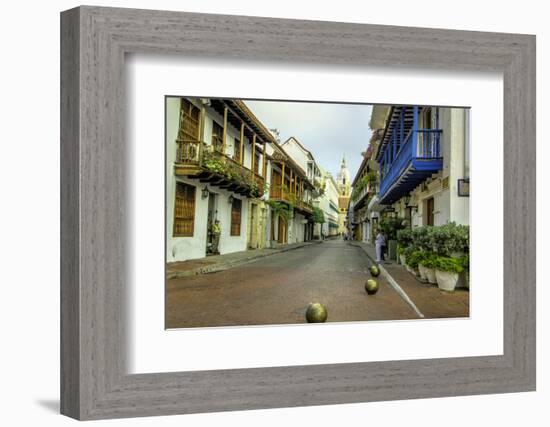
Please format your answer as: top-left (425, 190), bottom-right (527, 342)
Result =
top-left (61, 6), bottom-right (536, 420)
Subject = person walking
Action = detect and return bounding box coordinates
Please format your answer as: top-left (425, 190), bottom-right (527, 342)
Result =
top-left (375, 228), bottom-right (386, 264)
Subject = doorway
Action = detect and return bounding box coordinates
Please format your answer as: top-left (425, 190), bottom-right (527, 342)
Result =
top-left (206, 192), bottom-right (218, 255)
top-left (277, 217), bottom-right (287, 244)
top-left (425, 197), bottom-right (435, 226)
top-left (249, 203), bottom-right (257, 249)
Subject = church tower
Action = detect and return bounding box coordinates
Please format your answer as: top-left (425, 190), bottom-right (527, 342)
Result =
top-left (336, 154), bottom-right (351, 235)
top-left (336, 155), bottom-right (351, 197)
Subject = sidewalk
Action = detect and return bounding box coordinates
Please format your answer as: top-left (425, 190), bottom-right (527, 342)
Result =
top-left (167, 240), bottom-right (323, 279)
top-left (349, 241), bottom-right (469, 319)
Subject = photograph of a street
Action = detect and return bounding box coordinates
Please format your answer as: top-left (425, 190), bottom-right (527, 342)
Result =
top-left (166, 97), bottom-right (470, 328)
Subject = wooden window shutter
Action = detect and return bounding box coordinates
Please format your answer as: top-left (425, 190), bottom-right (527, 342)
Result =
top-left (173, 182), bottom-right (196, 237)
top-left (230, 198), bottom-right (242, 236)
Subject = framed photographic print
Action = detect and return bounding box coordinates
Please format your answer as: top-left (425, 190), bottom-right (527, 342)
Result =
top-left (61, 6), bottom-right (536, 420)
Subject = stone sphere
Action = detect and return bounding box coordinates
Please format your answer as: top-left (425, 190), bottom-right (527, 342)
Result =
top-left (305, 303), bottom-right (328, 323)
top-left (369, 265), bottom-right (381, 277)
top-left (365, 278), bottom-right (379, 295)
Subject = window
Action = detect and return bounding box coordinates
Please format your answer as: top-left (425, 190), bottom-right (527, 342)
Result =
top-left (177, 99), bottom-right (201, 162)
top-left (173, 182), bottom-right (196, 237)
top-left (233, 138), bottom-right (241, 162)
top-left (179, 99), bottom-right (200, 140)
top-left (254, 152), bottom-right (260, 174)
top-left (211, 121), bottom-right (224, 152)
top-left (230, 198), bottom-right (242, 236)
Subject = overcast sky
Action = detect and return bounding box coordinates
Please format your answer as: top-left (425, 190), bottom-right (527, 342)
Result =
top-left (245, 100), bottom-right (373, 180)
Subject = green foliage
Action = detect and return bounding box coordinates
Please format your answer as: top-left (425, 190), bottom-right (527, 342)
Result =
top-left (403, 245), bottom-right (416, 259)
top-left (202, 149), bottom-right (266, 198)
top-left (312, 207), bottom-right (325, 224)
top-left (430, 222), bottom-right (469, 256)
top-left (379, 217), bottom-right (407, 240)
top-left (433, 256), bottom-right (464, 273)
top-left (405, 250), bottom-right (424, 269)
top-left (267, 200), bottom-right (292, 223)
top-left (351, 170), bottom-right (377, 202)
top-left (396, 228), bottom-right (413, 247)
top-left (418, 251), bottom-right (438, 269)
top-left (459, 254), bottom-right (469, 271)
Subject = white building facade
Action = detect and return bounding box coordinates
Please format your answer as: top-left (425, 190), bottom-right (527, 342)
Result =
top-left (166, 97), bottom-right (274, 262)
top-left (372, 105), bottom-right (470, 229)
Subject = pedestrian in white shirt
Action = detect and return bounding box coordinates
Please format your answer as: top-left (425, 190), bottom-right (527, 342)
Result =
top-left (375, 229), bottom-right (386, 264)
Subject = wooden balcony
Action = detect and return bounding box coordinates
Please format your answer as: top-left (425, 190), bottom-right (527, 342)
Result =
top-left (377, 106), bottom-right (443, 205)
top-left (269, 186), bottom-right (313, 215)
top-left (174, 140), bottom-right (265, 198)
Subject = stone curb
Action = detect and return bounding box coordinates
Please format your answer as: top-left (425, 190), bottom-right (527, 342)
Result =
top-left (349, 242), bottom-right (425, 319)
top-left (167, 240), bottom-right (323, 279)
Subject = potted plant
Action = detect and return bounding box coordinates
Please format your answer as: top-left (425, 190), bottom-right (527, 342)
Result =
top-left (419, 251), bottom-right (438, 284)
top-left (396, 228), bottom-right (413, 265)
top-left (412, 250), bottom-right (428, 281)
top-left (405, 250), bottom-right (423, 277)
top-left (457, 254), bottom-right (469, 289)
top-left (433, 256), bottom-right (464, 292)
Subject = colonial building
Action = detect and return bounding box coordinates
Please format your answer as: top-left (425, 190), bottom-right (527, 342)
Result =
top-left (166, 97), bottom-right (274, 262)
top-left (336, 155), bottom-right (351, 235)
top-left (315, 171), bottom-right (340, 238)
top-left (371, 104), bottom-right (470, 228)
top-left (348, 141), bottom-right (379, 242)
top-left (268, 141), bottom-right (315, 245)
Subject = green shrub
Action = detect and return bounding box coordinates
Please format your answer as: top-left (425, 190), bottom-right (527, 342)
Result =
top-left (396, 228), bottom-right (413, 247)
top-left (406, 250), bottom-right (424, 269)
top-left (402, 245), bottom-right (415, 259)
top-left (459, 254), bottom-right (469, 271)
top-left (433, 256), bottom-right (464, 273)
top-left (418, 251), bottom-right (438, 269)
top-left (379, 217), bottom-right (407, 241)
top-left (312, 207), bottom-right (325, 224)
top-left (430, 222), bottom-right (469, 256)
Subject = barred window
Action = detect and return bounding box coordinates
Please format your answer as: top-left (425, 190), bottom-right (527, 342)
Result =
top-left (173, 182), bottom-right (196, 237)
top-left (230, 198), bottom-right (242, 236)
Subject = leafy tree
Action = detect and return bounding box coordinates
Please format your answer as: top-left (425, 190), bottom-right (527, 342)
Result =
top-left (312, 207), bottom-right (325, 224)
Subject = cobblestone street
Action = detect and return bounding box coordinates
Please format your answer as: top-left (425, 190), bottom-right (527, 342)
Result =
top-left (167, 239), bottom-right (422, 328)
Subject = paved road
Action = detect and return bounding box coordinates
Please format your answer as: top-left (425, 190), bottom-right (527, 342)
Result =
top-left (166, 239), bottom-right (419, 328)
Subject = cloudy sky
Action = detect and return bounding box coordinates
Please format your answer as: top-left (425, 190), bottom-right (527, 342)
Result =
top-left (245, 100), bottom-right (373, 180)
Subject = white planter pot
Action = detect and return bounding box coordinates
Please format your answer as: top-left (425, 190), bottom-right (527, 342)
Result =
top-left (425, 267), bottom-right (437, 284)
top-left (417, 264), bottom-right (427, 280)
top-left (399, 254), bottom-right (406, 266)
top-left (435, 270), bottom-right (459, 292)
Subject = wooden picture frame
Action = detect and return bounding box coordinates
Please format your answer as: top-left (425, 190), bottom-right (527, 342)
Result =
top-left (61, 6), bottom-right (536, 420)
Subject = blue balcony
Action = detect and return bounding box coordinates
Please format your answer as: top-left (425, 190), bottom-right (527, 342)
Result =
top-left (377, 106), bottom-right (443, 205)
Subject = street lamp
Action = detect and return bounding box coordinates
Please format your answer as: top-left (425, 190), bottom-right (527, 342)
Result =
top-left (228, 195), bottom-right (234, 205)
top-left (201, 186), bottom-right (209, 199)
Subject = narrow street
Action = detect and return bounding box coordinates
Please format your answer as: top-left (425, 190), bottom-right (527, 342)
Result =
top-left (166, 239), bottom-right (418, 328)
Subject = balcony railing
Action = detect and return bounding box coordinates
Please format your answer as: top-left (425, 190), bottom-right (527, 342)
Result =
top-left (175, 139), bottom-right (265, 198)
top-left (379, 127), bottom-right (443, 204)
top-left (269, 185), bottom-right (313, 215)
